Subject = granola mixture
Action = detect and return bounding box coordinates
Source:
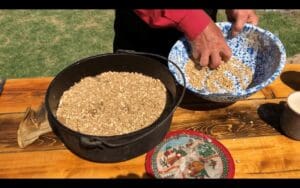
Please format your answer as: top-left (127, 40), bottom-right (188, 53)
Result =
top-left (56, 72), bottom-right (167, 136)
top-left (185, 57), bottom-right (253, 93)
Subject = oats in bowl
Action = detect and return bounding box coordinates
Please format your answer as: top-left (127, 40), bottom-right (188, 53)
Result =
top-left (185, 57), bottom-right (253, 94)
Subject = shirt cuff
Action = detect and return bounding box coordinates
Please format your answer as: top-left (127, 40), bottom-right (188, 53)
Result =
top-left (177, 10), bottom-right (211, 41)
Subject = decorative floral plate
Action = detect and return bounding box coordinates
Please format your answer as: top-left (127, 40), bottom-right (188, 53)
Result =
top-left (145, 130), bottom-right (235, 178)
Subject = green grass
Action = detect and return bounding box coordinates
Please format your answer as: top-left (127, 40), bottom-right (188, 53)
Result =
top-left (0, 10), bottom-right (115, 78)
top-left (0, 10), bottom-right (299, 78)
top-left (217, 10), bottom-right (300, 57)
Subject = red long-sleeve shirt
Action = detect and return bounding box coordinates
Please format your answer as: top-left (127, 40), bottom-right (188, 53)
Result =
top-left (134, 9), bottom-right (211, 40)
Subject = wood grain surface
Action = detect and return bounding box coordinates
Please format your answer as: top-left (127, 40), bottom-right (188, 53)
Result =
top-left (0, 64), bottom-right (299, 178)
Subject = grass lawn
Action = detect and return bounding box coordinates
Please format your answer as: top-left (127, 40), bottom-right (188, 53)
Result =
top-left (0, 9), bottom-right (299, 78)
top-left (0, 10), bottom-right (114, 78)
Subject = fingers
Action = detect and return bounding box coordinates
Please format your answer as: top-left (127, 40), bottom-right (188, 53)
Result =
top-left (209, 51), bottom-right (222, 69)
top-left (229, 10), bottom-right (259, 37)
top-left (191, 40), bottom-right (232, 69)
top-left (199, 47), bottom-right (232, 69)
top-left (199, 51), bottom-right (210, 67)
top-left (231, 16), bottom-right (247, 37)
top-left (191, 48), bottom-right (210, 68)
top-left (188, 21), bottom-right (233, 69)
top-left (248, 13), bottom-right (259, 25)
top-left (191, 46), bottom-right (200, 63)
top-left (220, 44), bottom-right (232, 62)
top-left (210, 45), bottom-right (232, 69)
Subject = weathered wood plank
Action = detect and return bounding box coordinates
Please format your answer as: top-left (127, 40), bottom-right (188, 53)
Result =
top-left (220, 135), bottom-right (300, 178)
top-left (0, 135), bottom-right (299, 178)
top-left (172, 98), bottom-right (285, 139)
top-left (0, 77), bottom-right (53, 113)
top-left (0, 98), bottom-right (285, 154)
top-left (0, 149), bottom-right (148, 178)
top-left (0, 112), bottom-right (64, 153)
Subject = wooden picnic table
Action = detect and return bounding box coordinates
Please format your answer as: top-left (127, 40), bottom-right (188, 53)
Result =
top-left (0, 64), bottom-right (300, 178)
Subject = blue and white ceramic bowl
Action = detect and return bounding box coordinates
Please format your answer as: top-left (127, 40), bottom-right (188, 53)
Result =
top-left (168, 22), bottom-right (286, 103)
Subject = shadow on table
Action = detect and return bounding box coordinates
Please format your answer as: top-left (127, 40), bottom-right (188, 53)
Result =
top-left (280, 71), bottom-right (300, 91)
top-left (177, 86), bottom-right (235, 111)
top-left (257, 101), bottom-right (286, 133)
top-left (115, 173), bottom-right (153, 179)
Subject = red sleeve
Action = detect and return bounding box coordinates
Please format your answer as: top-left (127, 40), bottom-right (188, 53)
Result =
top-left (134, 9), bottom-right (211, 40)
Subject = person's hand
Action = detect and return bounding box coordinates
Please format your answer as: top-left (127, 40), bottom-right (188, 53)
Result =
top-left (189, 21), bottom-right (232, 69)
top-left (226, 9), bottom-right (259, 37)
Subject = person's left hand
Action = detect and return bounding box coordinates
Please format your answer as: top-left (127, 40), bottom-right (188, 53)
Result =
top-left (226, 9), bottom-right (259, 37)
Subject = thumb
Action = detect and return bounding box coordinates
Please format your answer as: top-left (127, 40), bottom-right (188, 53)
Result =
top-left (231, 17), bottom-right (247, 37)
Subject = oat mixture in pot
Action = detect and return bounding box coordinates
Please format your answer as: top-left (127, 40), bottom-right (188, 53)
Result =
top-left (56, 71), bottom-right (167, 136)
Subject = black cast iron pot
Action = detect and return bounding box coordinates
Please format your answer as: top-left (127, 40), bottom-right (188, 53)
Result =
top-left (45, 51), bottom-right (186, 162)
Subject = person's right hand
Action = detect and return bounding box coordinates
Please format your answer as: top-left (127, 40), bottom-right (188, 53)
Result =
top-left (189, 21), bottom-right (232, 69)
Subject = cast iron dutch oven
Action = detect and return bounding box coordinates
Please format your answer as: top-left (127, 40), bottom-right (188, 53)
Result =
top-left (45, 50), bottom-right (186, 162)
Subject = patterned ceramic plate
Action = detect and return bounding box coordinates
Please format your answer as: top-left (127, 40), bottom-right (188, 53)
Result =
top-left (145, 130), bottom-right (235, 179)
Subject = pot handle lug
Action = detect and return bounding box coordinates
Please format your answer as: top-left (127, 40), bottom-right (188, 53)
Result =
top-left (79, 137), bottom-right (105, 150)
top-left (79, 125), bottom-right (159, 149)
top-left (79, 136), bottom-right (142, 149)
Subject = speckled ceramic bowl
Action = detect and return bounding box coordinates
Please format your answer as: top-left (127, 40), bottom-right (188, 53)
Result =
top-left (168, 22), bottom-right (286, 103)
